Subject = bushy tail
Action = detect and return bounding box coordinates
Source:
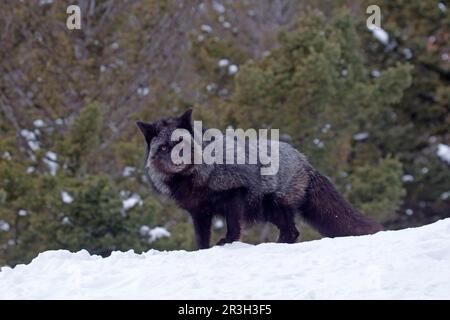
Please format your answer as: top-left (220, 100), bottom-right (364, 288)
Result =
top-left (300, 170), bottom-right (383, 237)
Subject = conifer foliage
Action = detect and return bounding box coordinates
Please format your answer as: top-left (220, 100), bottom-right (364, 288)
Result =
top-left (0, 1), bottom-right (448, 266)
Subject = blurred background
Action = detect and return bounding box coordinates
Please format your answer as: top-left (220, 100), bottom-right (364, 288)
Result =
top-left (0, 0), bottom-right (448, 267)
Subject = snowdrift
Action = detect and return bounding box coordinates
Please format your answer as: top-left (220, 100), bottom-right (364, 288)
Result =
top-left (1, 219), bottom-right (450, 299)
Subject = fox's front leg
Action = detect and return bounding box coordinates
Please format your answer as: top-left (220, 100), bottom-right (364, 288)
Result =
top-left (217, 206), bottom-right (241, 246)
top-left (191, 212), bottom-right (212, 250)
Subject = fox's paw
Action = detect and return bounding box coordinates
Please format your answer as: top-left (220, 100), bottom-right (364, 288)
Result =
top-left (216, 238), bottom-right (232, 246)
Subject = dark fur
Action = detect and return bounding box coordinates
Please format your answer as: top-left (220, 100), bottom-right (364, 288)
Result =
top-left (137, 109), bottom-right (383, 249)
top-left (168, 175), bottom-right (250, 248)
top-left (300, 171), bottom-right (383, 237)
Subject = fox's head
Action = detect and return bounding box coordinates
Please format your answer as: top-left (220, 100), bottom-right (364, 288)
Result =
top-left (137, 109), bottom-right (195, 176)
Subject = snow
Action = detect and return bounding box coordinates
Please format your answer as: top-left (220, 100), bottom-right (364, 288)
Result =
top-left (122, 166), bottom-right (136, 178)
top-left (46, 151), bottom-right (57, 162)
top-left (43, 151), bottom-right (58, 176)
top-left (212, 1), bottom-right (225, 14)
top-left (206, 83), bottom-right (217, 92)
top-left (371, 70), bottom-right (381, 77)
top-left (370, 27), bottom-right (389, 45)
top-left (201, 24), bottom-right (212, 33)
top-left (148, 227), bottom-right (171, 243)
top-left (214, 219), bottom-right (224, 229)
top-left (20, 129), bottom-right (40, 151)
top-left (321, 123), bottom-right (331, 133)
top-left (228, 64), bottom-right (239, 75)
top-left (2, 151), bottom-right (11, 160)
top-left (139, 225), bottom-right (151, 237)
top-left (218, 59), bottom-right (229, 68)
top-left (313, 138), bottom-right (324, 148)
top-left (0, 220), bottom-right (10, 232)
top-left (18, 210), bottom-right (28, 217)
top-left (197, 34), bottom-right (205, 42)
top-left (437, 144), bottom-right (450, 164)
top-left (402, 48), bottom-right (413, 60)
top-left (402, 175), bottom-right (414, 182)
top-left (222, 21), bottom-right (231, 29)
top-left (1, 219), bottom-right (450, 299)
top-left (62, 217), bottom-right (71, 225)
top-left (140, 226), bottom-right (170, 242)
top-left (122, 194), bottom-right (143, 211)
top-left (61, 191), bottom-right (74, 204)
top-left (33, 119), bottom-right (45, 128)
top-left (137, 87), bottom-right (150, 97)
top-left (353, 132), bottom-right (369, 141)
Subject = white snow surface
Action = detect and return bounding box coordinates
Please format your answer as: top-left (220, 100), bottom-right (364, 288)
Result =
top-left (228, 64), bottom-right (239, 75)
top-left (122, 193), bottom-right (142, 211)
top-left (1, 219), bottom-right (450, 299)
top-left (353, 132), bottom-right (369, 141)
top-left (33, 119), bottom-right (46, 128)
top-left (122, 166), bottom-right (136, 178)
top-left (18, 210), bottom-right (28, 217)
top-left (212, 1), bottom-right (225, 14)
top-left (140, 226), bottom-right (171, 243)
top-left (437, 144), bottom-right (450, 165)
top-left (218, 58), bottom-right (229, 67)
top-left (148, 227), bottom-right (171, 243)
top-left (0, 220), bottom-right (10, 232)
top-left (402, 174), bottom-right (414, 182)
top-left (61, 191), bottom-right (74, 204)
top-left (201, 24), bottom-right (212, 33)
top-left (43, 151), bottom-right (58, 176)
top-left (370, 27), bottom-right (389, 45)
top-left (20, 129), bottom-right (40, 151)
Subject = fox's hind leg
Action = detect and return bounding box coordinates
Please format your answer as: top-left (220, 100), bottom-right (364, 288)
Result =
top-left (216, 211), bottom-right (241, 246)
top-left (264, 195), bottom-right (299, 243)
top-left (273, 207), bottom-right (299, 244)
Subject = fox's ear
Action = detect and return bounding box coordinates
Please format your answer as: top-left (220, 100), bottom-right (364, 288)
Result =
top-left (178, 108), bottom-right (193, 133)
top-left (136, 121), bottom-right (157, 144)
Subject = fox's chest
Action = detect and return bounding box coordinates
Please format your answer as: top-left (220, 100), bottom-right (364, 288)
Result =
top-left (168, 178), bottom-right (212, 213)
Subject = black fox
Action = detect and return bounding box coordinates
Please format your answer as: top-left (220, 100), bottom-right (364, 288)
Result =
top-left (137, 109), bottom-right (383, 249)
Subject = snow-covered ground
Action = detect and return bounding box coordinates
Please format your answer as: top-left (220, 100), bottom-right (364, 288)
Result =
top-left (1, 219), bottom-right (450, 300)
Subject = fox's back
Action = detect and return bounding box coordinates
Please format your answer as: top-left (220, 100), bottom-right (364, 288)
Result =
top-left (259, 142), bottom-right (312, 206)
top-left (208, 139), bottom-right (312, 206)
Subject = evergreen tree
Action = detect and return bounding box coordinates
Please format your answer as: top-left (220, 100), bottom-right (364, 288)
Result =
top-left (0, 1), bottom-right (447, 266)
top-left (230, 9), bottom-right (411, 228)
top-left (359, 0), bottom-right (450, 226)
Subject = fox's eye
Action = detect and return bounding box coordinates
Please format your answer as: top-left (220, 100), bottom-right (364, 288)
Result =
top-left (160, 145), bottom-right (168, 152)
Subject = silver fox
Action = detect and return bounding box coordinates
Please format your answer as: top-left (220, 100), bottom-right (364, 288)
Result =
top-left (137, 109), bottom-right (383, 249)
